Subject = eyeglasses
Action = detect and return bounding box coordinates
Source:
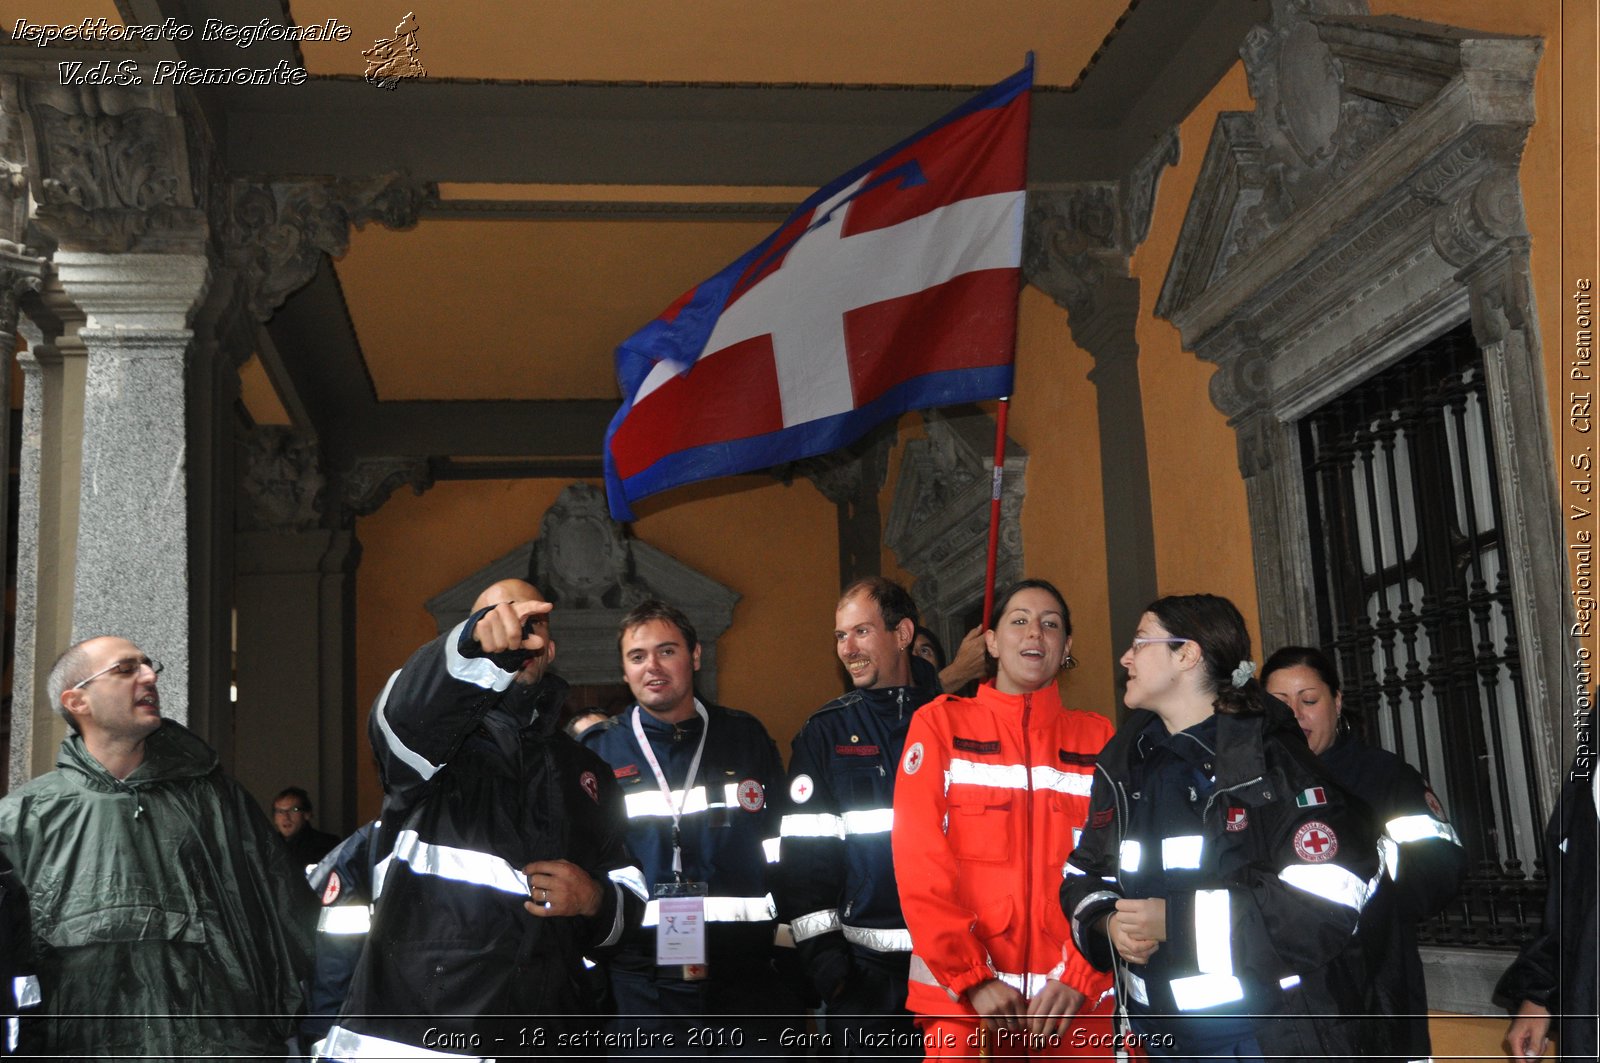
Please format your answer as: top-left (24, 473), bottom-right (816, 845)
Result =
top-left (71, 656), bottom-right (162, 690)
top-left (1127, 637), bottom-right (1189, 656)
top-left (273, 805), bottom-right (309, 816)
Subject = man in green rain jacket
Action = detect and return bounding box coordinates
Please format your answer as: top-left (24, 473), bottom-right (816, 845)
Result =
top-left (0, 635), bottom-right (315, 1059)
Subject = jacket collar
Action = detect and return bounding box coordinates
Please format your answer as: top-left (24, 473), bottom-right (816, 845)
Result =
top-left (58, 719), bottom-right (218, 791)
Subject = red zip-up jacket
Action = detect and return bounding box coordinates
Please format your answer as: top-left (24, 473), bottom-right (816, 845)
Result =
top-left (892, 681), bottom-right (1115, 1016)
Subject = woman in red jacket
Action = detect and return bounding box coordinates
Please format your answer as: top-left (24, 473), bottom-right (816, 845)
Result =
top-left (893, 579), bottom-right (1117, 1058)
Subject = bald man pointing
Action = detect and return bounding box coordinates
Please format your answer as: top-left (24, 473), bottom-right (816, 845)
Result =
top-left (319, 580), bottom-right (646, 1060)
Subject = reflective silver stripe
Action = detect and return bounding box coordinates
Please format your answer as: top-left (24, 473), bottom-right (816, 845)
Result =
top-left (909, 952), bottom-right (963, 1002)
top-left (641, 894), bottom-right (776, 926)
top-left (393, 829), bottom-right (528, 897)
top-left (444, 618), bottom-right (515, 692)
top-left (1279, 974), bottom-right (1302, 990)
top-left (948, 758), bottom-right (1028, 789)
top-left (1279, 863), bottom-right (1375, 911)
top-left (1030, 766), bottom-right (1094, 796)
top-left (1063, 861), bottom-right (1085, 877)
top-left (1379, 836), bottom-right (1401, 880)
top-left (842, 807), bottom-right (894, 835)
top-left (949, 760), bottom-right (1095, 796)
top-left (791, 908), bottom-right (841, 941)
top-left (371, 854), bottom-right (395, 900)
top-left (1169, 973), bottom-right (1245, 1011)
top-left (609, 864), bottom-right (650, 900)
top-left (995, 970), bottom-right (1057, 996)
top-left (780, 812), bottom-right (845, 839)
top-left (317, 905), bottom-right (372, 935)
top-left (12, 975), bottom-right (39, 1009)
top-left (1071, 889), bottom-right (1120, 931)
top-left (1125, 970), bottom-right (1149, 1006)
top-left (317, 1023), bottom-right (490, 1060)
top-left (1072, 827), bottom-right (1082, 848)
top-left (1162, 835), bottom-right (1204, 870)
top-left (1119, 839), bottom-right (1143, 872)
top-left (6, 1015), bottom-right (15, 1054)
top-left (372, 670), bottom-right (441, 782)
top-left (624, 785), bottom-right (712, 819)
top-left (1193, 890), bottom-right (1232, 975)
top-left (1385, 813), bottom-right (1461, 846)
top-left (841, 924), bottom-right (913, 952)
top-left (763, 837), bottom-right (781, 863)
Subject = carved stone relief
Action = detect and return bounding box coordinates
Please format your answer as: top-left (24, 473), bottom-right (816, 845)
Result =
top-left (19, 81), bottom-right (204, 253)
top-left (339, 457), bottom-right (435, 518)
top-left (237, 427), bottom-right (326, 533)
top-left (426, 483), bottom-right (739, 697)
top-left (884, 409), bottom-right (1026, 652)
top-left (224, 173), bottom-right (435, 321)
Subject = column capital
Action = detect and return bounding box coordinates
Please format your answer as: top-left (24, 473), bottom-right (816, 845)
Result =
top-left (53, 251), bottom-right (210, 336)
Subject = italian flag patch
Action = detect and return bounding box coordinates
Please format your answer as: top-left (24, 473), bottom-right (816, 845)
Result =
top-left (1295, 786), bottom-right (1328, 808)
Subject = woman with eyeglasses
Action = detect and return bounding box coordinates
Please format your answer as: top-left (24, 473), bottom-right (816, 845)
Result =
top-left (1261, 646), bottom-right (1465, 1063)
top-left (1060, 595), bottom-right (1381, 1061)
top-left (893, 579), bottom-right (1117, 1058)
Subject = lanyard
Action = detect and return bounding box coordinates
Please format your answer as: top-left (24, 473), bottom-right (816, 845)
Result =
top-left (631, 701), bottom-right (710, 881)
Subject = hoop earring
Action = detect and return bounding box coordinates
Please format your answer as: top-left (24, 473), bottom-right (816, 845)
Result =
top-left (1337, 713), bottom-right (1351, 736)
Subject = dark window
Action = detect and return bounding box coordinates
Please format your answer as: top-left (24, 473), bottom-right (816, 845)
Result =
top-left (1301, 321), bottom-right (1545, 948)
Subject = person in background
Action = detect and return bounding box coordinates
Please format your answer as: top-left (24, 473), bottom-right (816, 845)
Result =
top-left (1497, 754), bottom-right (1598, 1061)
top-left (894, 578), bottom-right (1116, 1058)
top-left (274, 785), bottom-right (341, 869)
top-left (1062, 595), bottom-right (1380, 1061)
top-left (912, 624), bottom-right (989, 694)
top-left (1263, 645), bottom-right (1465, 1062)
top-left (778, 577), bottom-right (941, 1055)
top-left (300, 820), bottom-right (381, 1054)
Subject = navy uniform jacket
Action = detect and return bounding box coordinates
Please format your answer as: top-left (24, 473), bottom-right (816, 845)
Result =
top-left (1062, 702), bottom-right (1382, 1058)
top-left (321, 614), bottom-right (644, 1060)
top-left (581, 701), bottom-right (786, 976)
top-left (1497, 759), bottom-right (1599, 1060)
top-left (775, 663), bottom-right (939, 1001)
top-left (1320, 733), bottom-right (1465, 1062)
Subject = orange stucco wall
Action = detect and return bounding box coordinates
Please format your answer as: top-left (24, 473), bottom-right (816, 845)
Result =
top-left (352, 475), bottom-right (840, 820)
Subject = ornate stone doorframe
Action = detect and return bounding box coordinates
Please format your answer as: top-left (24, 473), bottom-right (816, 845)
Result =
top-left (1155, 1), bottom-right (1562, 789)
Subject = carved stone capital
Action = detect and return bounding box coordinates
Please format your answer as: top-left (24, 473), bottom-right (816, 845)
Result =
top-left (238, 427), bottom-right (327, 533)
top-left (1206, 338), bottom-right (1273, 421)
top-left (776, 425), bottom-right (894, 507)
top-left (340, 457), bottom-right (434, 517)
top-left (0, 248), bottom-right (46, 337)
top-left (1024, 185), bottom-right (1125, 318)
top-left (226, 173), bottom-right (435, 321)
top-left (1430, 169), bottom-right (1526, 269)
top-left (20, 80), bottom-right (205, 253)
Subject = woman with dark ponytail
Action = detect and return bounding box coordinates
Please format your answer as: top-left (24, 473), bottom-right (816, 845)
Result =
top-left (1059, 594), bottom-right (1381, 1061)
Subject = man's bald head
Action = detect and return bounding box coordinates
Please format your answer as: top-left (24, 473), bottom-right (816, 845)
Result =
top-left (472, 578), bottom-right (542, 613)
top-left (472, 579), bottom-right (555, 685)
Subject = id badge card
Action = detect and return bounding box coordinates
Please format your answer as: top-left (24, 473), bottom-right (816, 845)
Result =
top-left (653, 881), bottom-right (707, 969)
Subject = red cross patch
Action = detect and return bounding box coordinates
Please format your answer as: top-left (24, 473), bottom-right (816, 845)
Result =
top-left (1424, 788), bottom-right (1446, 820)
top-left (321, 870), bottom-right (341, 906)
top-left (737, 779), bottom-right (765, 812)
top-left (580, 770), bottom-right (599, 803)
top-left (790, 774), bottom-right (814, 805)
top-left (1226, 807), bottom-right (1248, 832)
top-left (1293, 821), bottom-right (1338, 863)
top-left (902, 741), bottom-right (925, 776)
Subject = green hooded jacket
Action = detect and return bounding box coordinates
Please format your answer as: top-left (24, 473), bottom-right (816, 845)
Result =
top-left (0, 720), bottom-right (315, 1059)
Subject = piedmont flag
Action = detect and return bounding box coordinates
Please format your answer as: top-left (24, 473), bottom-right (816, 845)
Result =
top-left (603, 63), bottom-right (1032, 520)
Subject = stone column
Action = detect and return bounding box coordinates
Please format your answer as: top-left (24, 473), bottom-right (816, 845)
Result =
top-left (9, 292), bottom-right (88, 787)
top-left (234, 428), bottom-right (360, 831)
top-left (54, 251), bottom-right (210, 725)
